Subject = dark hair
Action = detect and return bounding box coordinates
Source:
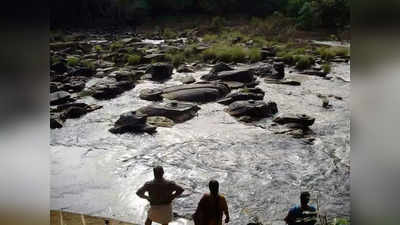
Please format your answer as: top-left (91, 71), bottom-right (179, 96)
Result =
top-left (300, 191), bottom-right (310, 200)
top-left (209, 180), bottom-right (219, 196)
top-left (209, 180), bottom-right (220, 219)
top-left (153, 166), bottom-right (164, 179)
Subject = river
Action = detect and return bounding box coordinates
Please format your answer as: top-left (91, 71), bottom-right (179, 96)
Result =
top-left (51, 47), bottom-right (350, 225)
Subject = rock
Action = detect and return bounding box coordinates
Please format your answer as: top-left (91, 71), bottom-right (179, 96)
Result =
top-left (218, 88), bottom-right (265, 105)
top-left (110, 70), bottom-right (142, 82)
top-left (221, 80), bottom-right (259, 89)
top-left (204, 69), bottom-right (255, 83)
top-left (63, 106), bottom-right (88, 119)
top-left (109, 111), bottom-right (156, 134)
top-left (162, 82), bottom-right (230, 103)
top-left (137, 102), bottom-right (200, 123)
top-left (260, 47), bottom-right (276, 58)
top-left (146, 116), bottom-right (175, 127)
top-left (201, 63), bottom-right (234, 80)
top-left (226, 100), bottom-right (278, 119)
top-left (264, 78), bottom-right (301, 86)
top-left (322, 97), bottom-right (330, 108)
top-left (69, 67), bottom-right (95, 77)
top-left (50, 91), bottom-right (74, 105)
top-left (87, 79), bottom-right (135, 100)
top-left (177, 65), bottom-right (195, 73)
top-left (143, 54), bottom-right (167, 63)
top-left (50, 82), bottom-right (61, 93)
top-left (139, 88), bottom-right (163, 101)
top-left (121, 37), bottom-right (141, 43)
top-left (146, 63), bottom-right (173, 80)
top-left (250, 62), bottom-right (284, 79)
top-left (62, 80), bottom-right (86, 92)
top-left (299, 70), bottom-right (327, 77)
top-left (50, 114), bottom-right (64, 129)
top-left (51, 62), bottom-right (68, 74)
top-left (273, 114), bottom-right (315, 127)
top-left (181, 76), bottom-right (196, 84)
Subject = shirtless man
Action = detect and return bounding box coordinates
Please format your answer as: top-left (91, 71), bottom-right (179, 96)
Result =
top-left (137, 166), bottom-right (184, 225)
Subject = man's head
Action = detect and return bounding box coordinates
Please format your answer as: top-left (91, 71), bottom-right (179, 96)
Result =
top-left (209, 180), bottom-right (219, 196)
top-left (153, 166), bottom-right (164, 180)
top-left (300, 191), bottom-right (311, 206)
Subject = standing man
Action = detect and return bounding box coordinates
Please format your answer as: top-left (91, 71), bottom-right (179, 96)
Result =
top-left (137, 166), bottom-right (184, 225)
top-left (284, 192), bottom-right (317, 225)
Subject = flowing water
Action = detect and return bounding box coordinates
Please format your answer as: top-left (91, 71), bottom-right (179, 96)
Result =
top-left (51, 55), bottom-right (350, 225)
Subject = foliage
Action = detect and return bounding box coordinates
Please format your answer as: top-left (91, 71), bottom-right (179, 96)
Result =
top-left (127, 54), bottom-right (142, 65)
top-left (66, 56), bottom-right (80, 66)
top-left (166, 52), bottom-right (185, 67)
top-left (110, 41), bottom-right (123, 52)
top-left (294, 54), bottom-right (314, 70)
top-left (317, 47), bottom-right (349, 60)
top-left (162, 28), bottom-right (178, 39)
top-left (322, 63), bottom-right (331, 73)
top-left (81, 60), bottom-right (96, 70)
top-left (332, 218), bottom-right (350, 225)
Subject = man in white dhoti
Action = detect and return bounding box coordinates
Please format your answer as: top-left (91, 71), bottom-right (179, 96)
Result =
top-left (137, 166), bottom-right (184, 225)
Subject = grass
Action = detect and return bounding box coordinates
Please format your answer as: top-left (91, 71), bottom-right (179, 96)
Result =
top-left (66, 56), bottom-right (80, 66)
top-left (248, 48), bottom-right (262, 62)
top-left (332, 218), bottom-right (350, 225)
top-left (202, 44), bottom-right (246, 63)
top-left (162, 28), bottom-right (178, 39)
top-left (126, 54), bottom-right (142, 65)
top-left (81, 60), bottom-right (96, 70)
top-left (294, 55), bottom-right (314, 70)
top-left (317, 47), bottom-right (350, 61)
top-left (110, 41), bottom-right (124, 51)
top-left (166, 52), bottom-right (185, 67)
top-left (322, 63), bottom-right (332, 73)
top-left (94, 45), bottom-right (103, 52)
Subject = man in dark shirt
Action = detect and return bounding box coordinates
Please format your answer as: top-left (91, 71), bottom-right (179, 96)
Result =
top-left (137, 166), bottom-right (184, 225)
top-left (284, 192), bottom-right (317, 225)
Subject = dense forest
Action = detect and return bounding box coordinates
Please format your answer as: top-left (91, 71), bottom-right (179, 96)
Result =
top-left (51, 0), bottom-right (350, 30)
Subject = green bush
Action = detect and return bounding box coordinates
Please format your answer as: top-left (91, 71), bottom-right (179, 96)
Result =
top-left (166, 52), bottom-right (185, 67)
top-left (210, 16), bottom-right (226, 31)
top-left (94, 45), bottom-right (103, 52)
top-left (81, 60), bottom-right (96, 70)
top-left (163, 28), bottom-right (178, 39)
top-left (110, 41), bottom-right (123, 51)
top-left (248, 48), bottom-right (262, 62)
top-left (317, 47), bottom-right (350, 60)
top-left (322, 63), bottom-right (331, 73)
top-left (294, 55), bottom-right (314, 70)
top-left (127, 54), bottom-right (142, 65)
top-left (66, 56), bottom-right (80, 66)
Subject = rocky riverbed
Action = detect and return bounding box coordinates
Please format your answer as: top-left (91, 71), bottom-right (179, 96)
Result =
top-left (50, 32), bottom-right (350, 225)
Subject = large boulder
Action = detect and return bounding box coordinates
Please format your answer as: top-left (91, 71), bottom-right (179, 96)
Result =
top-left (218, 88), bottom-right (265, 105)
top-left (146, 62), bottom-right (173, 80)
top-left (109, 111), bottom-right (156, 134)
top-left (162, 82), bottom-right (230, 103)
top-left (137, 102), bottom-right (200, 123)
top-left (200, 63), bottom-right (234, 80)
top-left (51, 61), bottom-right (68, 74)
top-left (226, 100), bottom-right (278, 119)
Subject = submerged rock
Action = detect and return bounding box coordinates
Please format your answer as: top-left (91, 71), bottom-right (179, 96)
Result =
top-left (299, 70), bottom-right (327, 77)
top-left (177, 65), bottom-right (195, 73)
top-left (225, 100), bottom-right (278, 120)
top-left (137, 102), bottom-right (200, 123)
top-left (162, 82), bottom-right (230, 102)
top-left (109, 111), bottom-right (156, 134)
top-left (181, 76), bottom-right (196, 84)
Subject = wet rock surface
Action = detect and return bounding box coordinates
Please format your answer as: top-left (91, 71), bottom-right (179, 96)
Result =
top-left (145, 62), bottom-right (174, 80)
top-left (162, 82), bottom-right (231, 102)
top-left (86, 78), bottom-right (135, 100)
top-left (136, 102), bottom-right (200, 123)
top-left (226, 100), bottom-right (278, 120)
top-left (109, 111), bottom-right (156, 134)
top-left (218, 88), bottom-right (265, 105)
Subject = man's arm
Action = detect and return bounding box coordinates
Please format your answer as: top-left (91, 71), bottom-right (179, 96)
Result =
top-left (222, 197), bottom-right (230, 223)
top-left (136, 183), bottom-right (150, 201)
top-left (284, 208), bottom-right (295, 225)
top-left (169, 182), bottom-right (184, 201)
